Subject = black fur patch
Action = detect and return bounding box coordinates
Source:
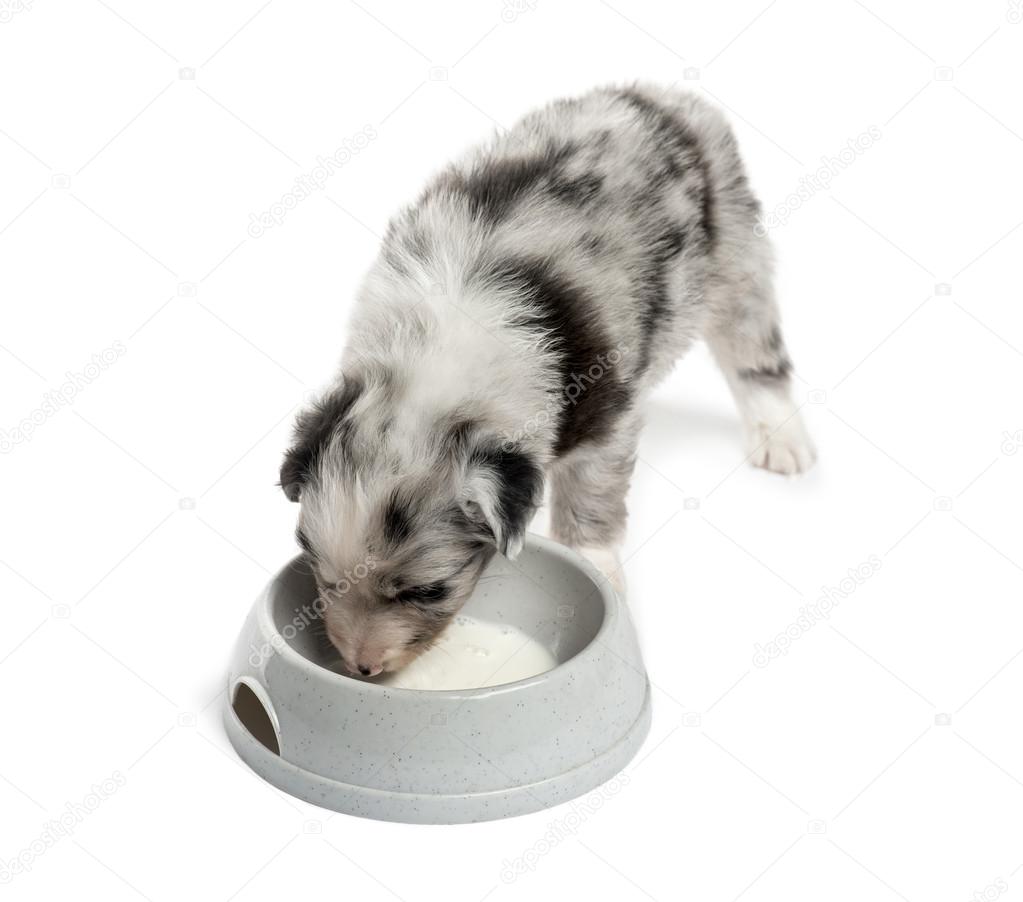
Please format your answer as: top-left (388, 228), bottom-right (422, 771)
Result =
top-left (396, 582), bottom-right (450, 603)
top-left (765, 325), bottom-right (786, 355)
top-left (581, 231), bottom-right (608, 255)
top-left (613, 90), bottom-right (718, 376)
top-left (382, 492), bottom-right (414, 546)
top-left (482, 257), bottom-right (632, 456)
top-left (550, 173), bottom-right (603, 206)
top-left (615, 88), bottom-right (716, 247)
top-left (738, 360), bottom-right (793, 384)
top-left (469, 442), bottom-right (544, 551)
top-left (279, 378), bottom-right (364, 502)
top-left (435, 143), bottom-right (575, 225)
top-left (295, 527), bottom-right (315, 555)
top-left (634, 223), bottom-right (692, 373)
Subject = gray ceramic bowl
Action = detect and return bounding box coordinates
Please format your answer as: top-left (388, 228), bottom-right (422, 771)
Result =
top-left (223, 533), bottom-right (651, 823)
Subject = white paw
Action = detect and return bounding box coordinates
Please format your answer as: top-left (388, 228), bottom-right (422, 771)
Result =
top-left (575, 545), bottom-right (626, 595)
top-left (748, 416), bottom-right (816, 475)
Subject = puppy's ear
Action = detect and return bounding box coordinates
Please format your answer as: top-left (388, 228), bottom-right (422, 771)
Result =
top-left (461, 441), bottom-right (544, 560)
top-left (279, 378), bottom-right (363, 502)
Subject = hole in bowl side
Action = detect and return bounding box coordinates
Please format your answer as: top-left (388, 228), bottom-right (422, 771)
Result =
top-left (231, 680), bottom-right (280, 755)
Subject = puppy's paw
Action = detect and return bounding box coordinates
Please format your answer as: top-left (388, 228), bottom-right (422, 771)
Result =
top-left (749, 417), bottom-right (816, 475)
top-left (575, 545), bottom-right (626, 596)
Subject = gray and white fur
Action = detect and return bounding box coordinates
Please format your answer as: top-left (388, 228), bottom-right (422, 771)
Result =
top-left (280, 83), bottom-right (815, 677)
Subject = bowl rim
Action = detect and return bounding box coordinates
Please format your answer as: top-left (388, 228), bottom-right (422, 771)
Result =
top-left (252, 533), bottom-right (619, 700)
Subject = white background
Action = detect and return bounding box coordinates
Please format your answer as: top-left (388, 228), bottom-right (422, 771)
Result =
top-left (2, 1), bottom-right (1022, 899)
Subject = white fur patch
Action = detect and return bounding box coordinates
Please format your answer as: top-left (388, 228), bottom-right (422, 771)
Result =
top-left (575, 544), bottom-right (626, 596)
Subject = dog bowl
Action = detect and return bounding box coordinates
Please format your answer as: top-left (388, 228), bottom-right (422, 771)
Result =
top-left (223, 534), bottom-right (651, 823)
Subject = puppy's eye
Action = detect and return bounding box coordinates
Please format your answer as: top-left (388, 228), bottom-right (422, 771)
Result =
top-left (396, 583), bottom-right (449, 603)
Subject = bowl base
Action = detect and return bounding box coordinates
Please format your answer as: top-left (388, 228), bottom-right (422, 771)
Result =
top-left (223, 677), bottom-right (651, 824)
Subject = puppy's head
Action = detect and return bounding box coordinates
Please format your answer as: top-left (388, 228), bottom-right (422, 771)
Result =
top-left (280, 377), bottom-right (543, 676)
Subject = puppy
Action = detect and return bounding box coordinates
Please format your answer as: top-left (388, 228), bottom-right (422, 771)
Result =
top-left (280, 83), bottom-right (815, 677)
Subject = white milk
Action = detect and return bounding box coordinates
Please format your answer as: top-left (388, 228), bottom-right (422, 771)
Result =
top-left (373, 616), bottom-right (558, 691)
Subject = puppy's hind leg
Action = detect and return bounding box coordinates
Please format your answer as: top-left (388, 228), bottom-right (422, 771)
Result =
top-left (548, 414), bottom-right (640, 595)
top-left (706, 283), bottom-right (816, 475)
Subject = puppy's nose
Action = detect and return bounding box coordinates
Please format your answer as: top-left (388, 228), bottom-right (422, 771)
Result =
top-left (358, 664), bottom-right (382, 677)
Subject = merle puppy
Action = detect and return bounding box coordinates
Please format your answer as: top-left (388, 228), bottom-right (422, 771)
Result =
top-left (280, 83), bottom-right (815, 677)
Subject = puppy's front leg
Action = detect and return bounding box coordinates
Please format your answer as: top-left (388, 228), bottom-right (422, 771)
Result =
top-left (548, 416), bottom-right (640, 595)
